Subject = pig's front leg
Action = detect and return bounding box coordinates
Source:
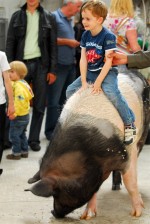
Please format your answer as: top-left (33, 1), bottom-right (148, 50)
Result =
top-left (80, 193), bottom-right (97, 220)
top-left (122, 145), bottom-right (144, 217)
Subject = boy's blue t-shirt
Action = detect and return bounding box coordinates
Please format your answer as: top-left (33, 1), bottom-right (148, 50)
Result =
top-left (80, 27), bottom-right (116, 72)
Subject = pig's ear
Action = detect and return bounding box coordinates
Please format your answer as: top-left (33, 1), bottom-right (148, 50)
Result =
top-left (27, 178), bottom-right (56, 197)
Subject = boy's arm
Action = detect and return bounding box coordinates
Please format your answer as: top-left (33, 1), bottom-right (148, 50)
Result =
top-left (92, 50), bottom-right (113, 94)
top-left (80, 47), bottom-right (88, 89)
top-left (3, 71), bottom-right (15, 117)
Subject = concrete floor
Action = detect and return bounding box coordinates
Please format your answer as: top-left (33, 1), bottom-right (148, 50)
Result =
top-left (0, 119), bottom-right (150, 224)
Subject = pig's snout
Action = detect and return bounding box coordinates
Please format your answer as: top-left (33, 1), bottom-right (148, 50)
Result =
top-left (51, 209), bottom-right (65, 218)
top-left (52, 199), bottom-right (76, 218)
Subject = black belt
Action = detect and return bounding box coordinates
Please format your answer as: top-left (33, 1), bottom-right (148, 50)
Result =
top-left (23, 57), bottom-right (41, 63)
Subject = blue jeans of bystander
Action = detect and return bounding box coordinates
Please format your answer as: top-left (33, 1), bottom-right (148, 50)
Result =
top-left (45, 63), bottom-right (76, 140)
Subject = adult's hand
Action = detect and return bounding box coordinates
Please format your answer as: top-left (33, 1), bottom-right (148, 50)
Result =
top-left (107, 52), bottom-right (128, 66)
top-left (7, 103), bottom-right (15, 118)
top-left (9, 114), bottom-right (16, 120)
top-left (57, 38), bottom-right (80, 48)
top-left (47, 73), bottom-right (57, 85)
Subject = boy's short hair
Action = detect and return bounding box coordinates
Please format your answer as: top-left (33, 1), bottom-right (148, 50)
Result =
top-left (9, 61), bottom-right (28, 79)
top-left (81, 0), bottom-right (108, 22)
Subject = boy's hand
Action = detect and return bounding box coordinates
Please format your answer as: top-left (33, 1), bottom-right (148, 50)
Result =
top-left (91, 80), bottom-right (102, 95)
top-left (78, 82), bottom-right (89, 93)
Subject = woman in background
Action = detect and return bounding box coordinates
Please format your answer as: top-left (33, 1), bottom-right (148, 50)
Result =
top-left (104, 0), bottom-right (141, 54)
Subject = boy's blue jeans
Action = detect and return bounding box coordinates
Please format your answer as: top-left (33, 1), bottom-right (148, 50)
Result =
top-left (66, 68), bottom-right (135, 125)
top-left (9, 114), bottom-right (29, 155)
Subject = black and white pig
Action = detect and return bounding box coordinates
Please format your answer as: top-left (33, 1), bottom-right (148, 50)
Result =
top-left (26, 71), bottom-right (150, 220)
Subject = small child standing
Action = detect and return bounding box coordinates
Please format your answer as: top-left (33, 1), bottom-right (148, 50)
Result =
top-left (66, 0), bottom-right (136, 145)
top-left (6, 61), bottom-right (34, 160)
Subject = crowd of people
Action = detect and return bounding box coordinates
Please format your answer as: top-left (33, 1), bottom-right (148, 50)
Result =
top-left (0, 0), bottom-right (150, 174)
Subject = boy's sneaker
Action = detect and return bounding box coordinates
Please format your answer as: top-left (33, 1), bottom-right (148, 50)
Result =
top-left (124, 125), bottom-right (137, 145)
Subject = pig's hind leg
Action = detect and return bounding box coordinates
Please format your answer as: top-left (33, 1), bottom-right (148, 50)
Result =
top-left (28, 170), bottom-right (40, 184)
top-left (112, 170), bottom-right (122, 190)
top-left (122, 145), bottom-right (144, 217)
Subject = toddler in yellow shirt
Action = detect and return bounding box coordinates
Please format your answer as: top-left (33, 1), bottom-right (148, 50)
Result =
top-left (6, 61), bottom-right (34, 160)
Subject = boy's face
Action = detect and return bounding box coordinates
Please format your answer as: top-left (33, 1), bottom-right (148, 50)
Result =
top-left (82, 9), bottom-right (103, 31)
top-left (9, 69), bottom-right (19, 81)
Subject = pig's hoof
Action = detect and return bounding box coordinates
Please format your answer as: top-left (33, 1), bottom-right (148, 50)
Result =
top-left (80, 208), bottom-right (96, 220)
top-left (131, 206), bottom-right (142, 217)
top-left (131, 195), bottom-right (144, 217)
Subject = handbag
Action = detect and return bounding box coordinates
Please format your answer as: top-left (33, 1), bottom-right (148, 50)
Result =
top-left (114, 17), bottom-right (133, 54)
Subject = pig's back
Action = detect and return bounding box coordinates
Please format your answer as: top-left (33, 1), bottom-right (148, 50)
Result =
top-left (59, 73), bottom-right (144, 141)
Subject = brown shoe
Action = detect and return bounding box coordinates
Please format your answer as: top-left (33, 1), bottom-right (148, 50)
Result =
top-left (6, 154), bottom-right (21, 160)
top-left (21, 153), bottom-right (28, 158)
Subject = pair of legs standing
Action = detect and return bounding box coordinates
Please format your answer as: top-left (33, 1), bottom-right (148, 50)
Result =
top-left (45, 63), bottom-right (76, 140)
top-left (25, 59), bottom-right (48, 151)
